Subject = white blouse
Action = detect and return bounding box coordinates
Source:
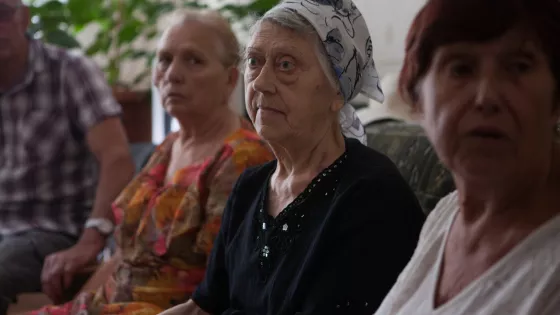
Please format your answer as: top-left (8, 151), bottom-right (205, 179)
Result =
top-left (374, 191), bottom-right (560, 315)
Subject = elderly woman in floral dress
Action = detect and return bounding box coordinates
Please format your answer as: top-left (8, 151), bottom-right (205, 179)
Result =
top-left (28, 9), bottom-right (272, 315)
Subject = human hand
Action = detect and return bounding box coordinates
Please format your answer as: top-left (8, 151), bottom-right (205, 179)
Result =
top-left (41, 229), bottom-right (105, 304)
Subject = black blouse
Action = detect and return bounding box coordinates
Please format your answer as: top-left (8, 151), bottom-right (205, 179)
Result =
top-left (192, 138), bottom-right (425, 315)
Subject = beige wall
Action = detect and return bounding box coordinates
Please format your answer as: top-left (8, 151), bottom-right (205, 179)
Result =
top-left (354, 0), bottom-right (425, 75)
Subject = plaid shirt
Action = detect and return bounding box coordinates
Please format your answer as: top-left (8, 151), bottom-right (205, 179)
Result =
top-left (0, 40), bottom-right (122, 236)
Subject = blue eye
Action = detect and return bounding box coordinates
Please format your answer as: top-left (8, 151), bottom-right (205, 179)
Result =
top-left (279, 60), bottom-right (294, 71)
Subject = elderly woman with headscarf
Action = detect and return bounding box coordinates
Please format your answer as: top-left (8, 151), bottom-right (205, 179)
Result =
top-left (160, 1), bottom-right (425, 315)
top-left (374, 0), bottom-right (560, 314)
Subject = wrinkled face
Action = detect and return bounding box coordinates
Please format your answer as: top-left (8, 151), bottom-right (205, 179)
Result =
top-left (244, 21), bottom-right (342, 143)
top-left (417, 28), bottom-right (560, 181)
top-left (153, 20), bottom-right (238, 120)
top-left (0, 0), bottom-right (29, 60)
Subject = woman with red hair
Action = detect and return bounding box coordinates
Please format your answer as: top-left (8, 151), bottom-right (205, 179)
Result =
top-left (375, 0), bottom-right (560, 314)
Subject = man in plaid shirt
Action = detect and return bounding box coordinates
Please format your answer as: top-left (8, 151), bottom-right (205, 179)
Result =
top-left (0, 0), bottom-right (136, 312)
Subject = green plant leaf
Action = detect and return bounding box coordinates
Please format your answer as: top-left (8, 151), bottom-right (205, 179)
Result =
top-left (247, 0), bottom-right (281, 16)
top-left (29, 0), bottom-right (282, 87)
top-left (152, 2), bottom-right (176, 14)
top-left (143, 2), bottom-right (175, 24)
top-left (66, 0), bottom-right (101, 25)
top-left (96, 18), bottom-right (113, 32)
top-left (28, 5), bottom-right (39, 15)
top-left (145, 28), bottom-right (158, 40)
top-left (117, 19), bottom-right (143, 45)
top-left (145, 52), bottom-right (156, 66)
top-left (248, 0), bottom-right (281, 10)
top-left (107, 60), bottom-right (120, 86)
top-left (38, 0), bottom-right (65, 12)
top-left (122, 49), bottom-right (150, 60)
top-left (72, 23), bottom-right (86, 33)
top-left (85, 32), bottom-right (111, 56)
top-left (43, 29), bottom-right (81, 49)
top-left (30, 1), bottom-right (68, 23)
top-left (219, 4), bottom-right (248, 19)
top-left (39, 15), bottom-right (68, 30)
top-left (132, 68), bottom-right (151, 86)
top-left (219, 0), bottom-right (279, 19)
top-left (182, 1), bottom-right (208, 9)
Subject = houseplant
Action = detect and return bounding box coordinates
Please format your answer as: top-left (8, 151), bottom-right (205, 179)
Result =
top-left (28, 0), bottom-right (282, 87)
top-left (27, 0), bottom-right (281, 141)
top-left (29, 0), bottom-right (179, 88)
top-left (69, 0), bottom-right (177, 88)
top-left (27, 0), bottom-right (81, 49)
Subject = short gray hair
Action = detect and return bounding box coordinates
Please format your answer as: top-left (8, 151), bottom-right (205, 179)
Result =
top-left (247, 6), bottom-right (340, 91)
top-left (166, 9), bottom-right (240, 67)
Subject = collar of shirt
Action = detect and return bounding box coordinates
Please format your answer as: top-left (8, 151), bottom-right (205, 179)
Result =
top-left (5, 38), bottom-right (47, 95)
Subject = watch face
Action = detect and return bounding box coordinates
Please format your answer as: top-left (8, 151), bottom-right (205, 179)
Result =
top-left (87, 219), bottom-right (114, 235)
top-left (98, 221), bottom-right (113, 234)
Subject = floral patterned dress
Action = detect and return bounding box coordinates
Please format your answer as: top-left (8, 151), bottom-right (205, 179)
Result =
top-left (31, 124), bottom-right (272, 315)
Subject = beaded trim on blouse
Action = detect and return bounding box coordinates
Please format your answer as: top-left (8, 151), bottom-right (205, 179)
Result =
top-left (254, 153), bottom-right (348, 281)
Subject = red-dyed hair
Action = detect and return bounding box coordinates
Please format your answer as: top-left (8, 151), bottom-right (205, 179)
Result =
top-left (399, 0), bottom-right (560, 105)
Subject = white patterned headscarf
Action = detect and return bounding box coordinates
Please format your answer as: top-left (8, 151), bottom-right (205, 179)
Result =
top-left (276, 0), bottom-right (384, 144)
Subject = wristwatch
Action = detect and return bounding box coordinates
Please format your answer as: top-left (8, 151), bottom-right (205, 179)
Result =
top-left (85, 218), bottom-right (115, 236)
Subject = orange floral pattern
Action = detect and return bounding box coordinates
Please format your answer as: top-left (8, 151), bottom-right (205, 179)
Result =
top-left (30, 123), bottom-right (272, 315)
